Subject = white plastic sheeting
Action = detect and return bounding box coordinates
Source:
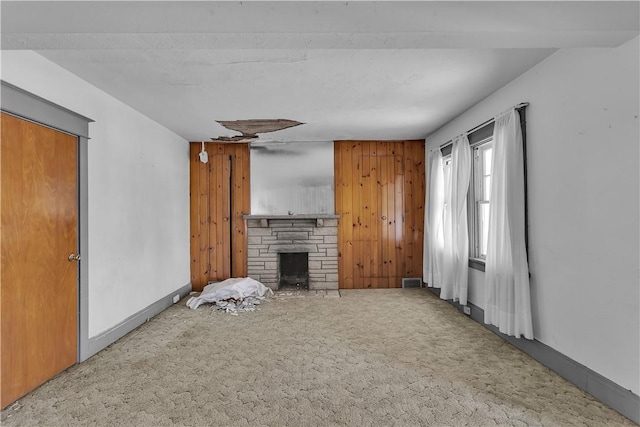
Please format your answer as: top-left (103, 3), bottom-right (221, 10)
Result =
top-left (186, 277), bottom-right (273, 309)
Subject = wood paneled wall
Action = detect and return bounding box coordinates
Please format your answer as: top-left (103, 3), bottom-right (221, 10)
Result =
top-left (334, 140), bottom-right (425, 288)
top-left (189, 143), bottom-right (250, 291)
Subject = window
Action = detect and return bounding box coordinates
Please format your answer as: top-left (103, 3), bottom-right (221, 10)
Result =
top-left (470, 140), bottom-right (492, 260)
top-left (438, 104), bottom-right (528, 272)
top-left (442, 155), bottom-right (452, 222)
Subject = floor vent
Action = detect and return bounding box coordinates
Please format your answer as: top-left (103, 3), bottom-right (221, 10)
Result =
top-left (402, 277), bottom-right (422, 288)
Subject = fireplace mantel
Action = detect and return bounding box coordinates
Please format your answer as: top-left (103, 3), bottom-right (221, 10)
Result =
top-left (243, 214), bottom-right (339, 228)
top-left (243, 214), bottom-right (339, 220)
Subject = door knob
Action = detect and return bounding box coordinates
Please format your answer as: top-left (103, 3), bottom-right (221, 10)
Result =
top-left (68, 253), bottom-right (81, 262)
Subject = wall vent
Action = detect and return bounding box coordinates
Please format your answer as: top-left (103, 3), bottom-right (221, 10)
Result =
top-left (402, 277), bottom-right (422, 288)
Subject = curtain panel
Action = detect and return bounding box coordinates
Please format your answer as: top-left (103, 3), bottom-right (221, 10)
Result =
top-left (423, 136), bottom-right (471, 306)
top-left (440, 135), bottom-right (471, 305)
top-left (423, 149), bottom-right (444, 287)
top-left (484, 109), bottom-right (533, 339)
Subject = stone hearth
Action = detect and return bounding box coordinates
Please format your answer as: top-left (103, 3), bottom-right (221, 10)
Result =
top-left (244, 214), bottom-right (339, 290)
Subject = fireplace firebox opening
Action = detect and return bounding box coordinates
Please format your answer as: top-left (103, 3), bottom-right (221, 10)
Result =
top-left (279, 252), bottom-right (309, 289)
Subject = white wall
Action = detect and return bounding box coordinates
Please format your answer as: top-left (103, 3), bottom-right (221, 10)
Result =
top-left (426, 37), bottom-right (640, 395)
top-left (1, 51), bottom-right (191, 337)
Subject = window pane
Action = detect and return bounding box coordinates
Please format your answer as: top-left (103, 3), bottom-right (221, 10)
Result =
top-left (483, 175), bottom-right (491, 200)
top-left (443, 157), bottom-right (452, 196)
top-left (479, 203), bottom-right (490, 258)
top-left (471, 142), bottom-right (492, 260)
top-left (483, 147), bottom-right (492, 174)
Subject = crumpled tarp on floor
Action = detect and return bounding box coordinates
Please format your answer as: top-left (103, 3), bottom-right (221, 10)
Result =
top-left (186, 277), bottom-right (274, 314)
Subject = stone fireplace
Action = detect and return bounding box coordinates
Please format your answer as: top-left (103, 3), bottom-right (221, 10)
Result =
top-left (243, 215), bottom-right (339, 290)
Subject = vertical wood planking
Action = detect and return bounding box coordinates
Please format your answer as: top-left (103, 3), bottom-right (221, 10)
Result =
top-left (243, 145), bottom-right (251, 277)
top-left (237, 146), bottom-right (246, 276)
top-left (337, 142), bottom-right (354, 289)
top-left (369, 142), bottom-right (380, 286)
top-left (374, 143), bottom-right (384, 287)
top-left (230, 150), bottom-right (240, 276)
top-left (189, 144), bottom-right (202, 288)
top-left (405, 141), bottom-right (415, 277)
top-left (404, 141), bottom-right (415, 276)
top-left (335, 140), bottom-right (425, 289)
top-left (360, 143), bottom-right (371, 287)
top-left (351, 142), bottom-right (363, 288)
top-left (377, 146), bottom-right (385, 283)
top-left (222, 153), bottom-right (232, 278)
top-left (391, 150), bottom-right (401, 285)
top-left (394, 147), bottom-right (405, 285)
top-left (387, 143), bottom-right (398, 287)
top-left (213, 151), bottom-right (225, 280)
top-left (189, 142), bottom-right (250, 291)
top-left (219, 145), bottom-right (228, 279)
top-left (334, 143), bottom-right (343, 288)
top-left (410, 141), bottom-right (425, 277)
top-left (395, 145), bottom-right (405, 285)
top-left (207, 149), bottom-right (217, 280)
top-left (379, 143), bottom-right (390, 283)
top-left (208, 151), bottom-right (218, 280)
top-left (197, 146), bottom-right (209, 287)
top-left (345, 143), bottom-right (355, 288)
top-left (232, 145), bottom-right (249, 277)
top-left (351, 142), bottom-right (360, 288)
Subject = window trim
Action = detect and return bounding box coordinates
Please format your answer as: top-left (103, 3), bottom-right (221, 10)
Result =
top-left (469, 137), bottom-right (492, 261)
top-left (468, 258), bottom-right (486, 272)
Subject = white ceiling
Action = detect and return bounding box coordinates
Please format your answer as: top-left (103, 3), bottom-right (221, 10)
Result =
top-left (2, 1), bottom-right (638, 142)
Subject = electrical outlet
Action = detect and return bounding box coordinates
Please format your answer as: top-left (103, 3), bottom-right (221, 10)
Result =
top-left (172, 294), bottom-right (180, 304)
top-left (463, 306), bottom-right (471, 316)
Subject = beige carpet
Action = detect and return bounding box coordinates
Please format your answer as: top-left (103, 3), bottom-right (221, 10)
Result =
top-left (1, 289), bottom-right (634, 426)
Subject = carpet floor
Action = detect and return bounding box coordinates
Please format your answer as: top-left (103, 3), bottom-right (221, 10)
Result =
top-left (1, 289), bottom-right (634, 426)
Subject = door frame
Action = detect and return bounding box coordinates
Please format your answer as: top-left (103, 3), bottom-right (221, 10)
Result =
top-left (1, 81), bottom-right (94, 362)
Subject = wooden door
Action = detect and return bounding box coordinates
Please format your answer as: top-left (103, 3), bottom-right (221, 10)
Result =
top-left (189, 143), bottom-right (250, 291)
top-left (1, 113), bottom-right (79, 408)
top-left (335, 140), bottom-right (425, 289)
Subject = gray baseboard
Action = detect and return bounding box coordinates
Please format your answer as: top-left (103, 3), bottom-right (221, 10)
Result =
top-left (85, 283), bottom-right (192, 361)
top-left (426, 287), bottom-right (640, 424)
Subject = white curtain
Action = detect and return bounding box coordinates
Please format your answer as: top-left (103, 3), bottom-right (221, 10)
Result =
top-left (440, 135), bottom-right (471, 305)
top-left (484, 109), bottom-right (533, 339)
top-left (423, 149), bottom-right (444, 288)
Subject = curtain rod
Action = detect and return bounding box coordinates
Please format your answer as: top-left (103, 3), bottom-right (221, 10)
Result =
top-left (440, 102), bottom-right (529, 149)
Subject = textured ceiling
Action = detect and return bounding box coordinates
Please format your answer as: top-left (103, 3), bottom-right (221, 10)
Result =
top-left (2, 1), bottom-right (638, 142)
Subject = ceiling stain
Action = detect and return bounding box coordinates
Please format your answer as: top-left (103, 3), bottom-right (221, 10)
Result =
top-left (213, 119), bottom-right (304, 142)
